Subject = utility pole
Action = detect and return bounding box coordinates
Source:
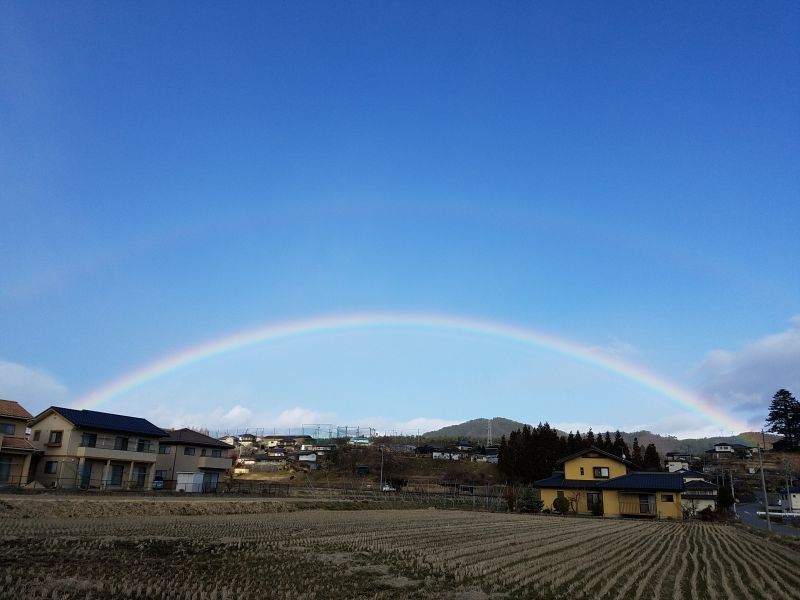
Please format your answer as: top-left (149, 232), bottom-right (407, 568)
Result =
top-left (758, 439), bottom-right (771, 532)
top-left (379, 446), bottom-right (384, 490)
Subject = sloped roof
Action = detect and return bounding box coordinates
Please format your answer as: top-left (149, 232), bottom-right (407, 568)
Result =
top-left (0, 436), bottom-right (35, 451)
top-left (557, 446), bottom-right (639, 469)
top-left (33, 407), bottom-right (167, 437)
top-left (533, 472), bottom-right (600, 489)
top-left (597, 472), bottom-right (684, 492)
top-left (0, 399), bottom-right (33, 420)
top-left (677, 469), bottom-right (706, 478)
top-left (161, 428), bottom-right (234, 449)
top-left (684, 479), bottom-right (717, 490)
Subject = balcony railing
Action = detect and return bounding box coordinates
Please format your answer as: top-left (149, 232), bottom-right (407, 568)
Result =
top-left (77, 439), bottom-right (156, 453)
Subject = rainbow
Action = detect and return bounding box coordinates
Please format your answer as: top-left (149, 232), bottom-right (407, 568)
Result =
top-left (73, 311), bottom-right (748, 432)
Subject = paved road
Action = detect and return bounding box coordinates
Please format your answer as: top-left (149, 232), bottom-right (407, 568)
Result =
top-left (737, 502), bottom-right (800, 538)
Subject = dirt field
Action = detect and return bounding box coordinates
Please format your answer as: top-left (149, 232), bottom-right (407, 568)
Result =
top-left (2, 497), bottom-right (799, 599)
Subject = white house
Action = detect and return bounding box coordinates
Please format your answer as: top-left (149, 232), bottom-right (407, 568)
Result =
top-left (432, 451), bottom-right (461, 461)
top-left (780, 485), bottom-right (800, 513)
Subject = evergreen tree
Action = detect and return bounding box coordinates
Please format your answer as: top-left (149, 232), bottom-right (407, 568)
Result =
top-left (766, 389), bottom-right (800, 447)
top-left (612, 430), bottom-right (630, 459)
top-left (574, 430), bottom-right (583, 449)
top-left (567, 432), bottom-right (577, 453)
top-left (604, 431), bottom-right (613, 451)
top-left (642, 443), bottom-right (662, 471)
top-left (631, 437), bottom-right (643, 466)
top-left (586, 429), bottom-right (596, 447)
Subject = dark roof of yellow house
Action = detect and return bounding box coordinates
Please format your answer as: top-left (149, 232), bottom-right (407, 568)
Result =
top-left (556, 445), bottom-right (639, 470)
top-left (596, 472), bottom-right (684, 491)
top-left (534, 471), bottom-right (601, 489)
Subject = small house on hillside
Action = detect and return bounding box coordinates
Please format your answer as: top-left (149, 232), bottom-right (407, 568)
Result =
top-left (704, 443), bottom-right (753, 459)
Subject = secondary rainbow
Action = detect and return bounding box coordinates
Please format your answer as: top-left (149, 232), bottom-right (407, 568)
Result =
top-left (73, 311), bottom-right (747, 432)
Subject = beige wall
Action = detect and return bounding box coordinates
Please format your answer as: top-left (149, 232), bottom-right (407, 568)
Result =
top-left (563, 455), bottom-right (628, 480)
top-left (539, 487), bottom-right (683, 519)
top-left (155, 445), bottom-right (233, 479)
top-left (0, 414), bottom-right (29, 438)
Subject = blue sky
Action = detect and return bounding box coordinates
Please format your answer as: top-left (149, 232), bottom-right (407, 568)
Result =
top-left (2, 2), bottom-right (798, 437)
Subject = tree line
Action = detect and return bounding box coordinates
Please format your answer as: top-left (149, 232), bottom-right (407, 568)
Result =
top-left (497, 423), bottom-right (662, 483)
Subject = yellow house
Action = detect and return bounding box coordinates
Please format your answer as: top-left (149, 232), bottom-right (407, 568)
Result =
top-left (0, 399), bottom-right (36, 486)
top-left (28, 406), bottom-right (167, 490)
top-left (535, 446), bottom-right (684, 519)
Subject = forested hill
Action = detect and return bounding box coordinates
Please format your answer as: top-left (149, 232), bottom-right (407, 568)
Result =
top-left (422, 418), bottom-right (780, 454)
top-left (422, 418), bottom-right (529, 441)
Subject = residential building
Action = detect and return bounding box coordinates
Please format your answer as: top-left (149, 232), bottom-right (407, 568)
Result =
top-left (535, 446), bottom-right (684, 519)
top-left (780, 484), bottom-right (800, 513)
top-left (0, 399), bottom-right (36, 486)
top-left (28, 407), bottom-right (167, 489)
top-left (155, 428), bottom-right (235, 492)
top-left (704, 442), bottom-right (753, 459)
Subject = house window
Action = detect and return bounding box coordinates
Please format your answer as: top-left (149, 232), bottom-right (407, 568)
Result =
top-left (80, 433), bottom-right (97, 447)
top-left (136, 439), bottom-right (152, 453)
top-left (110, 464), bottom-right (124, 486)
top-left (556, 490), bottom-right (565, 498)
top-left (184, 447), bottom-right (196, 456)
top-left (211, 449), bottom-right (222, 458)
top-left (158, 445), bottom-right (171, 454)
top-left (155, 470), bottom-right (167, 479)
top-left (33, 430), bottom-right (41, 441)
top-left (44, 461), bottom-right (58, 474)
top-left (0, 423), bottom-right (15, 435)
top-left (593, 467), bottom-right (610, 479)
top-left (580, 467), bottom-right (584, 476)
top-left (587, 492), bottom-right (602, 510)
top-left (661, 494), bottom-right (674, 502)
top-left (114, 437), bottom-right (129, 451)
top-left (47, 431), bottom-right (63, 446)
top-left (0, 456), bottom-right (11, 482)
top-left (201, 448), bottom-right (207, 457)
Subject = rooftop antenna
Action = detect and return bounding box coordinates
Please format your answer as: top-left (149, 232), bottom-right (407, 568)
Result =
top-left (487, 417), bottom-right (493, 447)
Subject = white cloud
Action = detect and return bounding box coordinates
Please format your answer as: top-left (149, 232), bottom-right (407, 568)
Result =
top-left (0, 359), bottom-right (70, 412)
top-left (144, 404), bottom-right (338, 433)
top-left (695, 316), bottom-right (800, 420)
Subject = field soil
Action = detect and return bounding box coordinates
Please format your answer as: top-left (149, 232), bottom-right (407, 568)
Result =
top-left (2, 496), bottom-right (799, 599)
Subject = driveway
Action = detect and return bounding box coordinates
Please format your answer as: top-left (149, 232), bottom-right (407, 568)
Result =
top-left (737, 502), bottom-right (800, 538)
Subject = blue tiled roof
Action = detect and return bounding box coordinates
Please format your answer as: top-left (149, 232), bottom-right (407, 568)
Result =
top-left (533, 472), bottom-right (600, 489)
top-left (597, 472), bottom-right (684, 492)
top-left (48, 407), bottom-right (167, 437)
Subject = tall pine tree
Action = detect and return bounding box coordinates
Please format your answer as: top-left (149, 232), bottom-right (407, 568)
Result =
top-left (631, 437), bottom-right (643, 466)
top-left (766, 389), bottom-right (800, 447)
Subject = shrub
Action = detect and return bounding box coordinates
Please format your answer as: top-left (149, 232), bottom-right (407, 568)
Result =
top-left (552, 496), bottom-right (570, 514)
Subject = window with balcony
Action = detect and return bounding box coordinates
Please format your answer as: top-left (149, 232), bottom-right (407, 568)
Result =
top-left (136, 439), bottom-right (152, 453)
top-left (592, 466), bottom-right (610, 479)
top-left (158, 445), bottom-right (171, 454)
top-left (44, 461), bottom-right (57, 474)
top-left (114, 437), bottom-right (129, 451)
top-left (184, 447), bottom-right (196, 456)
top-left (211, 449), bottom-right (222, 458)
top-left (47, 431), bottom-right (63, 446)
top-left (80, 433), bottom-right (98, 447)
top-left (0, 423), bottom-right (15, 435)
top-left (201, 448), bottom-right (207, 456)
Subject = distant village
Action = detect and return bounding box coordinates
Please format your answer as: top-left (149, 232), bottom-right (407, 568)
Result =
top-left (2, 397), bottom-right (798, 520)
